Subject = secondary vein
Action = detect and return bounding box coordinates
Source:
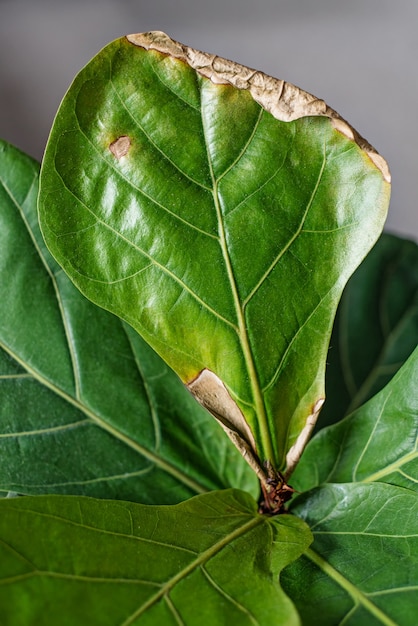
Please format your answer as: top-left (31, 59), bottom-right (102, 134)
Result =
top-left (0, 340), bottom-right (209, 496)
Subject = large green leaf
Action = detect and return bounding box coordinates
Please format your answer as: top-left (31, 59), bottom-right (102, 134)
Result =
top-left (0, 489), bottom-right (312, 625)
top-left (282, 483), bottom-right (418, 625)
top-left (0, 139), bottom-right (257, 502)
top-left (320, 233), bottom-right (418, 428)
top-left (282, 346), bottom-right (418, 624)
top-left (291, 345), bottom-right (418, 494)
top-left (38, 32), bottom-right (390, 480)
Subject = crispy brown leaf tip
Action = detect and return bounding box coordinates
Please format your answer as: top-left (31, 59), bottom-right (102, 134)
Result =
top-left (127, 31), bottom-right (390, 183)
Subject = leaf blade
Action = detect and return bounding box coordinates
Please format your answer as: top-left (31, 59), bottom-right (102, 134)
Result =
top-left (285, 331), bottom-right (418, 625)
top-left (282, 483), bottom-right (418, 626)
top-left (0, 139), bottom-right (257, 502)
top-left (38, 32), bottom-right (390, 474)
top-left (0, 490), bottom-right (312, 626)
top-left (320, 233), bottom-right (418, 428)
top-left (291, 345), bottom-right (418, 494)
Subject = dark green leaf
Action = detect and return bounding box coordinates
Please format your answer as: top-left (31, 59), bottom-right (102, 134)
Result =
top-left (38, 32), bottom-right (390, 476)
top-left (282, 483), bottom-right (418, 626)
top-left (0, 489), bottom-right (312, 626)
top-left (0, 139), bottom-right (257, 502)
top-left (291, 345), bottom-right (418, 494)
top-left (320, 233), bottom-right (418, 428)
top-left (283, 344), bottom-right (418, 624)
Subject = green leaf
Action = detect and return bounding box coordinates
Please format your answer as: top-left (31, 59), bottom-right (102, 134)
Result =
top-left (290, 345), bottom-right (418, 494)
top-left (320, 233), bottom-right (418, 428)
top-left (0, 489), bottom-right (312, 625)
top-left (282, 483), bottom-right (418, 626)
top-left (38, 32), bottom-right (390, 477)
top-left (282, 345), bottom-right (418, 624)
top-left (0, 139), bottom-right (257, 502)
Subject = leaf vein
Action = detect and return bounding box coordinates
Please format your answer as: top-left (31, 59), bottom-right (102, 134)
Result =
top-left (164, 595), bottom-right (186, 626)
top-left (119, 514), bottom-right (264, 626)
top-left (0, 340), bottom-right (209, 496)
top-left (217, 106), bottom-right (264, 183)
top-left (0, 373), bottom-right (33, 380)
top-left (53, 172), bottom-right (237, 331)
top-left (0, 505), bottom-right (200, 553)
top-left (0, 418), bottom-right (91, 439)
top-left (263, 283), bottom-right (335, 394)
top-left (352, 392), bottom-right (392, 481)
top-left (0, 173), bottom-right (81, 398)
top-left (109, 79), bottom-right (212, 193)
top-left (74, 122), bottom-right (217, 240)
top-left (243, 135), bottom-right (328, 309)
top-left (122, 323), bottom-right (161, 452)
top-left (201, 566), bottom-right (260, 625)
top-left (305, 548), bottom-right (398, 626)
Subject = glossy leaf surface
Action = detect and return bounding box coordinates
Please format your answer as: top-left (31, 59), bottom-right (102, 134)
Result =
top-left (282, 483), bottom-right (418, 626)
top-left (38, 33), bottom-right (390, 473)
top-left (320, 233), bottom-right (418, 428)
top-left (0, 139), bottom-right (257, 502)
top-left (0, 489), bottom-right (312, 626)
top-left (283, 347), bottom-right (418, 624)
top-left (291, 345), bottom-right (418, 494)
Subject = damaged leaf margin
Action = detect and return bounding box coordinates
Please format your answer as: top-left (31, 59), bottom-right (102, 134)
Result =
top-left (126, 31), bottom-right (390, 483)
top-left (38, 31), bottom-right (391, 498)
top-left (187, 369), bottom-right (266, 484)
top-left (284, 398), bottom-right (324, 480)
top-left (127, 31), bottom-right (390, 183)
top-left (188, 370), bottom-right (324, 512)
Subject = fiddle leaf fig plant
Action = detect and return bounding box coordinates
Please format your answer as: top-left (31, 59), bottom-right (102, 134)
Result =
top-left (0, 139), bottom-right (257, 503)
top-left (37, 32), bottom-right (390, 505)
top-left (0, 32), bottom-right (417, 625)
top-left (319, 232), bottom-right (418, 428)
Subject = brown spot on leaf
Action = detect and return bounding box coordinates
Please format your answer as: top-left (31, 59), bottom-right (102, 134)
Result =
top-left (109, 136), bottom-right (131, 159)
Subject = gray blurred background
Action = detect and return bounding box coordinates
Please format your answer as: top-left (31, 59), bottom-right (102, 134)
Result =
top-left (1, 0), bottom-right (417, 239)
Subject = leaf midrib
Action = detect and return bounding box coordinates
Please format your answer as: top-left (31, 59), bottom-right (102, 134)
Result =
top-left (201, 108), bottom-right (274, 466)
top-left (120, 513), bottom-right (265, 625)
top-left (305, 547), bottom-right (399, 626)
